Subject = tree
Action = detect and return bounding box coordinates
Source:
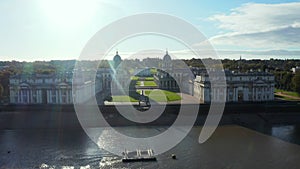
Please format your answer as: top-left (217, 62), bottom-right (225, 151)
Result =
top-left (292, 71), bottom-right (300, 95)
top-left (0, 83), bottom-right (3, 98)
top-left (281, 72), bottom-right (293, 90)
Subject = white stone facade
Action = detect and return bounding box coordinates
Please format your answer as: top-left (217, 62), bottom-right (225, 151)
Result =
top-left (194, 72), bottom-right (275, 103)
top-left (9, 73), bottom-right (98, 104)
top-left (9, 74), bottom-right (74, 104)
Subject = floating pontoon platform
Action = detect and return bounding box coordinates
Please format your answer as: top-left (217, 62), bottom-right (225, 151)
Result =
top-left (122, 149), bottom-right (157, 162)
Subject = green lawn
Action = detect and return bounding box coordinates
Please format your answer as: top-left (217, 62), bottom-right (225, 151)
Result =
top-left (144, 81), bottom-right (157, 86)
top-left (131, 76), bottom-right (139, 81)
top-left (150, 68), bottom-right (157, 75)
top-left (138, 89), bottom-right (181, 102)
top-left (275, 89), bottom-right (300, 97)
top-left (131, 76), bottom-right (154, 81)
top-left (145, 77), bottom-right (154, 81)
top-left (136, 81), bottom-right (157, 87)
top-left (162, 90), bottom-right (182, 101)
top-left (111, 95), bottom-right (138, 102)
top-left (111, 90), bottom-right (181, 103)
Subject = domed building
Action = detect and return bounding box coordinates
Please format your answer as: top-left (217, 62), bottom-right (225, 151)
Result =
top-left (154, 50), bottom-right (180, 92)
top-left (113, 51), bottom-right (122, 69)
top-left (95, 51), bottom-right (126, 104)
top-left (153, 49), bottom-right (195, 93)
top-left (97, 51), bottom-right (132, 101)
top-left (162, 50), bottom-right (172, 70)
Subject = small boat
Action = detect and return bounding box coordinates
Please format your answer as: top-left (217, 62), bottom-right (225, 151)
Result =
top-left (122, 149), bottom-right (157, 162)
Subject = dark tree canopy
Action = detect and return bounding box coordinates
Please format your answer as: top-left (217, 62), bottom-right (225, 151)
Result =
top-left (293, 71), bottom-right (300, 95)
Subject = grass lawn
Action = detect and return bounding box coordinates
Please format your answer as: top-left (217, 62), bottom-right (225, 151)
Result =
top-left (136, 81), bottom-right (157, 87)
top-left (111, 95), bottom-right (138, 102)
top-left (131, 76), bottom-right (139, 81)
top-left (150, 68), bottom-right (157, 75)
top-left (138, 89), bottom-right (181, 102)
top-left (275, 89), bottom-right (300, 97)
top-left (144, 81), bottom-right (157, 86)
top-left (145, 77), bottom-right (154, 81)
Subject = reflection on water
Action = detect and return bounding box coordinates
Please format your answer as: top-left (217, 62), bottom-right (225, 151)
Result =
top-left (99, 157), bottom-right (121, 168)
top-left (40, 163), bottom-right (91, 169)
top-left (0, 128), bottom-right (162, 169)
top-left (1, 124), bottom-right (300, 168)
top-left (270, 125), bottom-right (300, 145)
top-left (39, 157), bottom-right (121, 169)
top-left (241, 122), bottom-right (300, 145)
top-left (0, 129), bottom-right (107, 168)
top-left (230, 113), bottom-right (300, 145)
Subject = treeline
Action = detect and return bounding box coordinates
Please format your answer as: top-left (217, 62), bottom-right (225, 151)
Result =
top-left (183, 58), bottom-right (300, 93)
top-left (1, 59), bottom-right (300, 102)
top-left (183, 58), bottom-right (300, 72)
top-left (222, 59), bottom-right (300, 92)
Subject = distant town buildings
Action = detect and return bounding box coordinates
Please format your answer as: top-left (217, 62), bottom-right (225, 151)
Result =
top-left (291, 66), bottom-right (300, 74)
top-left (0, 65), bottom-right (9, 70)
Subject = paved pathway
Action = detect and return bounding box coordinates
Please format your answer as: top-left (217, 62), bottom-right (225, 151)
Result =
top-left (105, 92), bottom-right (201, 105)
top-left (275, 92), bottom-right (300, 101)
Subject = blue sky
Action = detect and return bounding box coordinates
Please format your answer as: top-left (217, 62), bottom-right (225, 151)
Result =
top-left (1, 0), bottom-right (300, 61)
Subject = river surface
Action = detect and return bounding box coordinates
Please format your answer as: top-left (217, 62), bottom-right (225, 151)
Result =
top-left (1, 109), bottom-right (300, 169)
top-left (264, 124), bottom-right (300, 145)
top-left (1, 124), bottom-right (300, 169)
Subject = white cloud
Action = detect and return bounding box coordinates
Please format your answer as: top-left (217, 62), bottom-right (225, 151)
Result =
top-left (208, 2), bottom-right (300, 50)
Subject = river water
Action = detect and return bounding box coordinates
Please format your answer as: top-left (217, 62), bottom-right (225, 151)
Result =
top-left (264, 124), bottom-right (300, 145)
top-left (1, 109), bottom-right (300, 169)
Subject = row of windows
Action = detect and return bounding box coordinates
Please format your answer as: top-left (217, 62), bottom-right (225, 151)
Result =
top-left (227, 94), bottom-right (272, 101)
top-left (228, 76), bottom-right (274, 81)
top-left (11, 78), bottom-right (70, 84)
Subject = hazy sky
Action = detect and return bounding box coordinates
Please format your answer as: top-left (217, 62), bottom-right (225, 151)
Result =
top-left (1, 0), bottom-right (300, 61)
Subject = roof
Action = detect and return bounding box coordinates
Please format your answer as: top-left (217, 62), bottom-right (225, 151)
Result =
top-left (163, 50), bottom-right (171, 61)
